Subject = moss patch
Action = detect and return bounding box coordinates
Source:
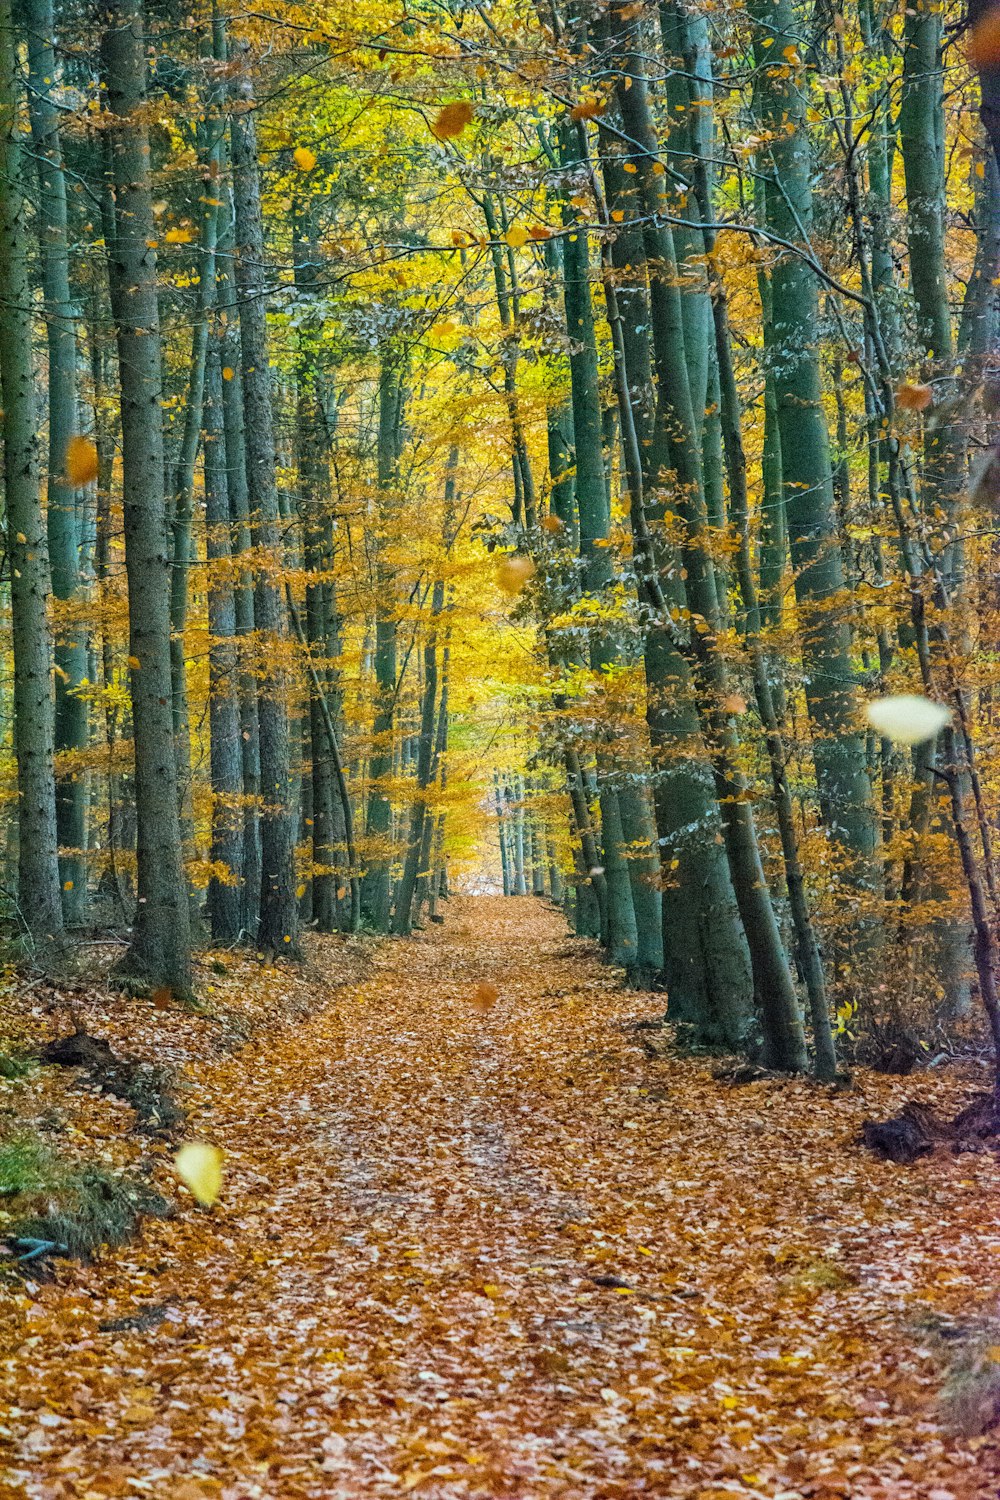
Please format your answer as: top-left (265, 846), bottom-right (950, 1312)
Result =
top-left (0, 1131), bottom-right (170, 1266)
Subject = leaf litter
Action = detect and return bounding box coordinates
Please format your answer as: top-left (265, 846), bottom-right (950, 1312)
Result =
top-left (2, 897), bottom-right (1000, 1497)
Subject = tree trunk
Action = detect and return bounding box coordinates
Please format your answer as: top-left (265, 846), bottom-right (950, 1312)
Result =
top-left (24, 0), bottom-right (87, 926)
top-left (750, 0), bottom-right (877, 883)
top-left (204, 331), bottom-right (243, 943)
top-left (361, 355), bottom-right (405, 930)
top-left (230, 47), bottom-right (298, 954)
top-left (0, 0), bottom-right (64, 955)
top-left (101, 0), bottom-right (191, 994)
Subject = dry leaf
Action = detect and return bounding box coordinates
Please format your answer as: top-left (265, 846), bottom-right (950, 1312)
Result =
top-left (470, 980), bottom-right (498, 1012)
top-left (969, 7), bottom-right (1000, 68)
top-left (64, 435), bottom-right (99, 486)
top-left (496, 555), bottom-right (535, 594)
top-left (896, 382), bottom-right (933, 412)
top-left (431, 101), bottom-right (473, 140)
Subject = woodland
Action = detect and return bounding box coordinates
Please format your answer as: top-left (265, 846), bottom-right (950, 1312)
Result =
top-left (5, 0), bottom-right (1000, 1494)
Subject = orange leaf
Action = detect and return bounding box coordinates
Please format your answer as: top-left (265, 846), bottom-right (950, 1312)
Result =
top-left (293, 145), bottom-right (317, 171)
top-left (470, 980), bottom-right (499, 1012)
top-left (541, 513), bottom-right (563, 534)
top-left (431, 101), bottom-right (473, 140)
top-left (495, 554), bottom-right (535, 594)
top-left (64, 435), bottom-right (99, 486)
top-left (896, 382), bottom-right (933, 412)
top-left (969, 7), bottom-right (1000, 68)
top-left (570, 98), bottom-right (605, 121)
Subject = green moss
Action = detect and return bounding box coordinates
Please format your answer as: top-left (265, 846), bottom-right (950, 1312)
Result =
top-left (0, 1050), bottom-right (37, 1081)
top-left (0, 1134), bottom-right (53, 1196)
top-left (0, 1130), bottom-right (170, 1264)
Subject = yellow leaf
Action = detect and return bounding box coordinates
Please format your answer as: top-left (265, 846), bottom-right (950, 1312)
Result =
top-left (165, 226), bottom-right (194, 244)
top-left (610, 208), bottom-right (625, 222)
top-left (127, 655), bottom-right (141, 670)
top-left (296, 883), bottom-right (307, 899)
top-left (64, 435), bottom-right (99, 485)
top-left (623, 161), bottom-right (638, 174)
top-left (505, 224), bottom-right (529, 249)
top-left (431, 100), bottom-right (473, 140)
top-left (15, 532), bottom-right (25, 544)
top-left (174, 1142), bottom-right (224, 1206)
top-left (293, 145), bottom-right (317, 171)
top-left (222, 366), bottom-right (234, 381)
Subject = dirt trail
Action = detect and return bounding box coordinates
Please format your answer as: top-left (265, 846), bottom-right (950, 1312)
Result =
top-left (5, 897), bottom-right (1000, 1499)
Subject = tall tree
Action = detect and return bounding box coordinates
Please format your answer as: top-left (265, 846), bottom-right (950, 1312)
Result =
top-left (24, 0), bottom-right (88, 925)
top-left (101, 0), bottom-right (191, 994)
top-left (229, 43), bottom-right (298, 954)
top-left (0, 0), bottom-right (63, 956)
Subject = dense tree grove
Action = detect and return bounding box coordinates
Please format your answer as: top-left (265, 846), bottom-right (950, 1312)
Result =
top-left (2, 0), bottom-right (1000, 1079)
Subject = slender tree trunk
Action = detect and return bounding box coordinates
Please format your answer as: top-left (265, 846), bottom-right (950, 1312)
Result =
top-left (204, 331), bottom-right (243, 943)
top-left (216, 197), bottom-right (261, 939)
top-left (101, 0), bottom-right (191, 994)
top-left (24, 0), bottom-right (87, 926)
top-left (393, 581), bottom-right (443, 934)
top-left (230, 47), bottom-right (298, 954)
top-left (0, 0), bottom-right (64, 955)
top-left (169, 96), bottom-right (222, 879)
top-left (361, 356), bottom-right (405, 929)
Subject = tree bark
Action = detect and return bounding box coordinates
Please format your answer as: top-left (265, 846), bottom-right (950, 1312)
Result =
top-left (101, 0), bottom-right (191, 994)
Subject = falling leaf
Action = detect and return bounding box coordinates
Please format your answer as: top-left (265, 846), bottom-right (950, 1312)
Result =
top-left (64, 435), bottom-right (99, 486)
top-left (505, 224), bottom-right (529, 250)
top-left (495, 554), bottom-right (535, 593)
top-left (723, 693), bottom-right (747, 715)
top-left (174, 1142), bottom-right (224, 1206)
top-left (431, 101), bottom-right (473, 140)
top-left (896, 382), bottom-right (933, 412)
top-left (470, 980), bottom-right (498, 1012)
top-left (222, 366), bottom-right (235, 381)
top-left (570, 98), bottom-right (605, 121)
top-left (293, 145), bottom-right (317, 171)
top-left (865, 694), bottom-right (951, 745)
top-left (969, 7), bottom-right (1000, 68)
top-left (541, 513), bottom-right (563, 534)
top-left (127, 655), bottom-right (141, 670)
top-left (165, 226), bottom-right (195, 244)
top-left (151, 985), bottom-right (172, 1011)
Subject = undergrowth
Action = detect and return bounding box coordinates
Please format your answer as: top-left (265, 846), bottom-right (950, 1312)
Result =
top-left (0, 1131), bottom-right (169, 1266)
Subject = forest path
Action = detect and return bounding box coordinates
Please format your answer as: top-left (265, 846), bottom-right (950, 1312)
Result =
top-left (7, 896), bottom-right (1000, 1499)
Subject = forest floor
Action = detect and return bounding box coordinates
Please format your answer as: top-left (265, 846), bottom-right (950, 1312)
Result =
top-left (3, 897), bottom-right (1000, 1499)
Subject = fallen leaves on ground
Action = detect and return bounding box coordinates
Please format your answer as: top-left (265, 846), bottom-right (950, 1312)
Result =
top-left (2, 898), bottom-right (1000, 1497)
